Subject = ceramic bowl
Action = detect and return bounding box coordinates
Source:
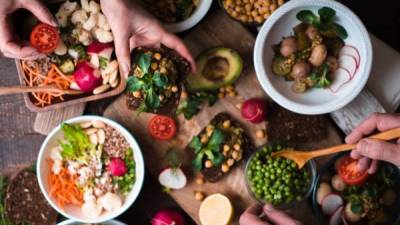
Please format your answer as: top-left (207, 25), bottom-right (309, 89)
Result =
top-left (254, 0), bottom-right (373, 115)
top-left (57, 219), bottom-right (127, 225)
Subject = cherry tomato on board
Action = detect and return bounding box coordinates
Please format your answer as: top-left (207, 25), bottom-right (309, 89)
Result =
top-left (30, 23), bottom-right (60, 54)
top-left (337, 156), bottom-right (369, 185)
top-left (148, 115), bottom-right (177, 140)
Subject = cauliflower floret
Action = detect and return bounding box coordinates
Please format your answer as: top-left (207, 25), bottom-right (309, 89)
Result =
top-left (96, 13), bottom-right (111, 31)
top-left (97, 192), bottom-right (122, 212)
top-left (93, 28), bottom-right (113, 43)
top-left (71, 9), bottom-right (88, 25)
top-left (73, 27), bottom-right (93, 46)
top-left (83, 13), bottom-right (98, 31)
top-left (81, 0), bottom-right (90, 12)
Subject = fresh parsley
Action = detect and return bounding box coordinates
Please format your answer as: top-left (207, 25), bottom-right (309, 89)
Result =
top-left (310, 63), bottom-right (331, 88)
top-left (176, 91), bottom-right (218, 120)
top-left (191, 128), bottom-right (225, 171)
top-left (296, 7), bottom-right (348, 39)
top-left (126, 53), bottom-right (170, 111)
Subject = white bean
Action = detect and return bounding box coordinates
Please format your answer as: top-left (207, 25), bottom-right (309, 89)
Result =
top-left (71, 9), bottom-right (88, 25)
top-left (56, 13), bottom-right (68, 27)
top-left (110, 77), bottom-right (119, 88)
top-left (89, 1), bottom-right (101, 13)
top-left (80, 121), bottom-right (93, 128)
top-left (58, 1), bottom-right (78, 16)
top-left (97, 129), bottom-right (105, 144)
top-left (92, 120), bottom-right (106, 128)
top-left (108, 70), bottom-right (118, 85)
top-left (103, 60), bottom-right (118, 74)
top-left (90, 54), bottom-right (100, 69)
top-left (93, 28), bottom-right (113, 43)
top-left (96, 13), bottom-right (111, 31)
top-left (89, 133), bottom-right (98, 145)
top-left (93, 84), bottom-right (110, 94)
top-left (83, 13), bottom-right (97, 31)
top-left (81, 0), bottom-right (90, 12)
top-left (84, 128), bottom-right (98, 135)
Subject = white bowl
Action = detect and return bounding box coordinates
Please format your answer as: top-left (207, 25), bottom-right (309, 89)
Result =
top-left (57, 219), bottom-right (127, 225)
top-left (163, 0), bottom-right (212, 33)
top-left (254, 0), bottom-right (373, 115)
top-left (37, 115), bottom-right (145, 224)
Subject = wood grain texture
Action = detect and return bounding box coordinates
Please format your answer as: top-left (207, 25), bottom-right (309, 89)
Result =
top-left (104, 10), bottom-right (343, 224)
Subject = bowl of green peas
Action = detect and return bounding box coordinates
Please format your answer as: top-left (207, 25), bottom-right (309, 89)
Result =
top-left (245, 144), bottom-right (316, 208)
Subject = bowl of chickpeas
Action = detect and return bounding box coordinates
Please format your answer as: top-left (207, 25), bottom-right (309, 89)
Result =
top-left (219, 0), bottom-right (286, 26)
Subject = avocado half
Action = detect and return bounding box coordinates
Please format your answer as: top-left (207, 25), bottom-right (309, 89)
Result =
top-left (186, 47), bottom-right (243, 91)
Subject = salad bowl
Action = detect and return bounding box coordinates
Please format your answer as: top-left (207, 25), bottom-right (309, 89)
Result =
top-left (57, 219), bottom-right (127, 225)
top-left (254, 0), bottom-right (373, 115)
top-left (37, 116), bottom-right (145, 223)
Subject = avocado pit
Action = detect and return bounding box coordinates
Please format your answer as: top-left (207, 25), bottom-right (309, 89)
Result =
top-left (203, 56), bottom-right (230, 82)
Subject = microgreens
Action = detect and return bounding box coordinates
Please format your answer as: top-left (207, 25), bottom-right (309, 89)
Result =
top-left (191, 128), bottom-right (225, 171)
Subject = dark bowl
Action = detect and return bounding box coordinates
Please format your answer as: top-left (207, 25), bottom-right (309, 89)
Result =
top-left (311, 153), bottom-right (400, 225)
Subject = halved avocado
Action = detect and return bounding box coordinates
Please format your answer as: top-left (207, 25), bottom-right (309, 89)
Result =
top-left (186, 47), bottom-right (243, 91)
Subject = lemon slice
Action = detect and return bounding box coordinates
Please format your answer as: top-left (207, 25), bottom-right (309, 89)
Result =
top-left (199, 193), bottom-right (233, 225)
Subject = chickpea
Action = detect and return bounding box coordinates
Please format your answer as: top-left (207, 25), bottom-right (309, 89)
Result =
top-left (200, 135), bottom-right (209, 144)
top-left (280, 37), bottom-right (297, 57)
top-left (232, 151), bottom-right (239, 160)
top-left (233, 143), bottom-right (241, 151)
top-left (223, 144), bottom-right (231, 152)
top-left (309, 44), bottom-right (328, 67)
top-left (132, 91), bottom-right (142, 98)
top-left (218, 93), bottom-right (225, 99)
top-left (291, 62), bottom-right (312, 79)
top-left (236, 103), bottom-right (243, 109)
top-left (153, 52), bottom-right (162, 61)
top-left (195, 177), bottom-right (205, 185)
top-left (205, 160), bottom-right (213, 168)
top-left (223, 120), bottom-right (231, 128)
top-left (171, 85), bottom-right (178, 93)
top-left (225, 85), bottom-right (234, 92)
top-left (227, 158), bottom-right (235, 166)
top-left (181, 91), bottom-right (188, 99)
top-left (160, 67), bottom-right (167, 74)
top-left (194, 191), bottom-right (205, 201)
top-left (221, 163), bottom-right (230, 173)
top-left (270, 3), bottom-right (277, 11)
top-left (278, 0), bottom-right (285, 6)
top-left (151, 62), bottom-right (158, 70)
top-left (256, 129), bottom-right (266, 139)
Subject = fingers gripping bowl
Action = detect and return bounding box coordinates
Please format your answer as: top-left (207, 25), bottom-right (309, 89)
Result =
top-left (254, 0), bottom-right (373, 115)
top-left (37, 116), bottom-right (145, 223)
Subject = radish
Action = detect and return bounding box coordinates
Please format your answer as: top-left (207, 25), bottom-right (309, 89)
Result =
top-left (73, 62), bottom-right (102, 92)
top-left (87, 41), bottom-right (114, 60)
top-left (241, 98), bottom-right (268, 124)
top-left (317, 182), bottom-right (332, 205)
top-left (339, 45), bottom-right (360, 67)
top-left (152, 209), bottom-right (186, 225)
top-left (338, 55), bottom-right (358, 78)
top-left (158, 167), bottom-right (187, 190)
top-left (322, 194), bottom-right (343, 215)
top-left (329, 67), bottom-right (351, 93)
top-left (108, 157), bottom-right (127, 176)
top-left (329, 206), bottom-right (344, 225)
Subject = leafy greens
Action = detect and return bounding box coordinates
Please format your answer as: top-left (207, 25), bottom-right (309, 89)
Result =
top-left (176, 91), bottom-right (218, 120)
top-left (191, 128), bottom-right (225, 171)
top-left (60, 123), bottom-right (92, 160)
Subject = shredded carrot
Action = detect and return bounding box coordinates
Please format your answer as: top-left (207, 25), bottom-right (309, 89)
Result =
top-left (21, 61), bottom-right (74, 107)
top-left (48, 160), bottom-right (83, 208)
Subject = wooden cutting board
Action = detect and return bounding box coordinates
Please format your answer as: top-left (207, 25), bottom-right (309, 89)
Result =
top-left (104, 9), bottom-right (343, 224)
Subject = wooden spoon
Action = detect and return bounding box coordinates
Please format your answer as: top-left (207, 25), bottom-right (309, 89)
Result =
top-left (272, 128), bottom-right (400, 168)
top-left (0, 85), bottom-right (83, 96)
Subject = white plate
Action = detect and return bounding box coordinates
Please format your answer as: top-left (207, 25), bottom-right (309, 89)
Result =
top-left (57, 219), bottom-right (127, 225)
top-left (254, 0), bottom-right (373, 115)
top-left (37, 116), bottom-right (145, 224)
top-left (163, 0), bottom-right (213, 33)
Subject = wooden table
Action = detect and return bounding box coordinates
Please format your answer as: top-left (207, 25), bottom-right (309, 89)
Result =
top-left (1, 1), bottom-right (400, 224)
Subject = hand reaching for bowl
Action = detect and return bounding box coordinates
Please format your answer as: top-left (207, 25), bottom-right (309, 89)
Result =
top-left (0, 0), bottom-right (58, 59)
top-left (100, 0), bottom-right (196, 78)
top-left (239, 204), bottom-right (303, 225)
top-left (346, 113), bottom-right (400, 174)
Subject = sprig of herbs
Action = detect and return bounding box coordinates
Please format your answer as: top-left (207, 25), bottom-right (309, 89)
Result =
top-left (126, 53), bottom-right (170, 112)
top-left (191, 128), bottom-right (225, 171)
top-left (296, 7), bottom-right (348, 39)
top-left (176, 91), bottom-right (218, 120)
top-left (310, 63), bottom-right (331, 88)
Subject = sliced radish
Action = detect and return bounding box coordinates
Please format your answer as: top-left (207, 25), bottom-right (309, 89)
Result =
top-left (158, 167), bottom-right (187, 190)
top-left (322, 194), bottom-right (343, 215)
top-left (87, 41), bottom-right (114, 60)
top-left (339, 45), bottom-right (360, 66)
top-left (329, 67), bottom-right (351, 93)
top-left (341, 215), bottom-right (349, 225)
top-left (329, 206), bottom-right (344, 225)
top-left (338, 55), bottom-right (358, 78)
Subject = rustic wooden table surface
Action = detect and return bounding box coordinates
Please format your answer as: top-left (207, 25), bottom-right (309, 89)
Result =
top-left (1, 1), bottom-right (400, 224)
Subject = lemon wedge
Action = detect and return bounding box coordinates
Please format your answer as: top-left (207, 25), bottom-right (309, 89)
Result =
top-left (199, 193), bottom-right (233, 225)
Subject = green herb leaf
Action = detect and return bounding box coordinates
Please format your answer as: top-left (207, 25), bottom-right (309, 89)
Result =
top-left (318, 7), bottom-right (336, 23)
top-left (350, 201), bottom-right (363, 214)
top-left (193, 152), bottom-right (205, 171)
top-left (71, 44), bottom-right (87, 59)
top-left (60, 123), bottom-right (92, 159)
top-left (334, 23), bottom-right (348, 39)
top-left (126, 76), bottom-right (145, 92)
top-left (176, 91), bottom-right (219, 120)
top-left (208, 128), bottom-right (225, 147)
top-left (296, 10), bottom-right (319, 25)
top-left (152, 71), bottom-right (168, 88)
top-left (310, 64), bottom-right (331, 88)
top-left (189, 136), bottom-right (203, 153)
top-left (145, 87), bottom-right (160, 110)
top-left (138, 53), bottom-right (151, 74)
top-left (99, 56), bottom-right (108, 69)
top-left (212, 152), bottom-right (224, 165)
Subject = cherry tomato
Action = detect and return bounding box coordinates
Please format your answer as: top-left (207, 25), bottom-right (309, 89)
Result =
top-left (30, 23), bottom-right (59, 53)
top-left (337, 156), bottom-right (369, 185)
top-left (148, 115), bottom-right (177, 140)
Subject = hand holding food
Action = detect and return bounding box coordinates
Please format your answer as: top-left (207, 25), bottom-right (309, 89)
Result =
top-left (99, 0), bottom-right (196, 76)
top-left (0, 0), bottom-right (57, 59)
top-left (239, 204), bottom-right (303, 225)
top-left (346, 113), bottom-right (400, 173)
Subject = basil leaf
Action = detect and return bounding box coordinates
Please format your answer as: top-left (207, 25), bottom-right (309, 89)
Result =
top-left (145, 87), bottom-right (160, 109)
top-left (126, 76), bottom-right (144, 92)
top-left (190, 136), bottom-right (203, 153)
top-left (192, 151), bottom-right (205, 171)
top-left (296, 10), bottom-right (319, 25)
top-left (138, 53), bottom-right (151, 74)
top-left (153, 71), bottom-right (168, 88)
top-left (334, 23), bottom-right (348, 39)
top-left (208, 128), bottom-right (225, 147)
top-left (318, 7), bottom-right (336, 23)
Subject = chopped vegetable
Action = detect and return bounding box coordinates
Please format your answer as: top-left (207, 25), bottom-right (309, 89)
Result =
top-left (148, 115), bottom-right (177, 140)
top-left (158, 167), bottom-right (187, 190)
top-left (113, 148), bottom-right (136, 194)
top-left (108, 158), bottom-right (127, 177)
top-left (59, 59), bottom-right (75, 74)
top-left (30, 23), bottom-right (60, 54)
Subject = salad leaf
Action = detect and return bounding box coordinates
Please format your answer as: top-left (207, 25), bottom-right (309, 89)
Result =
top-left (310, 64), bottom-right (331, 88)
top-left (334, 23), bottom-right (348, 40)
top-left (60, 123), bottom-right (92, 159)
top-left (145, 87), bottom-right (160, 110)
top-left (176, 91), bottom-right (218, 120)
top-left (208, 128), bottom-right (225, 147)
top-left (152, 71), bottom-right (168, 88)
top-left (192, 152), bottom-right (205, 171)
top-left (137, 53), bottom-right (151, 74)
top-left (296, 10), bottom-right (319, 25)
top-left (126, 76), bottom-right (145, 92)
top-left (318, 7), bottom-right (336, 23)
top-left (189, 136), bottom-right (203, 153)
top-left (70, 44), bottom-right (87, 59)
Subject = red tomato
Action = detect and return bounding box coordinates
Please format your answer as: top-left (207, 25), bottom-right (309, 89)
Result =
top-left (30, 23), bottom-right (59, 53)
top-left (337, 156), bottom-right (369, 185)
top-left (148, 115), bottom-right (177, 140)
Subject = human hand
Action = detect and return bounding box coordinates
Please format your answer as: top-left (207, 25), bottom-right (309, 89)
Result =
top-left (239, 204), bottom-right (303, 225)
top-left (100, 0), bottom-right (196, 78)
top-left (0, 0), bottom-right (57, 59)
top-left (345, 113), bottom-right (400, 174)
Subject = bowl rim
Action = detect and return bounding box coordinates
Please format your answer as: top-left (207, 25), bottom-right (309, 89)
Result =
top-left (57, 219), bottom-right (127, 225)
top-left (36, 115), bottom-right (145, 223)
top-left (163, 0), bottom-right (213, 33)
top-left (254, 0), bottom-right (373, 115)
top-left (244, 144), bottom-right (317, 209)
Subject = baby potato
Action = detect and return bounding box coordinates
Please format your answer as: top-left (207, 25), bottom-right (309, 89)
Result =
top-left (280, 37), bottom-right (297, 57)
top-left (309, 44), bottom-right (327, 67)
